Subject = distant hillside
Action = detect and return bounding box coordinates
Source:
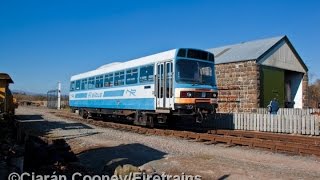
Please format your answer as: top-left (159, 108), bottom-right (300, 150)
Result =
top-left (12, 92), bottom-right (47, 101)
top-left (12, 90), bottom-right (68, 102)
top-left (12, 90), bottom-right (46, 96)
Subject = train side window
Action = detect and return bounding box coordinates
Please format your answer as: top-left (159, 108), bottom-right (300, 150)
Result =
top-left (114, 71), bottom-right (125, 86)
top-left (139, 65), bottom-right (154, 83)
top-left (104, 73), bottom-right (114, 87)
top-left (81, 78), bottom-right (88, 90)
top-left (95, 75), bottom-right (104, 88)
top-left (75, 80), bottom-right (81, 90)
top-left (126, 68), bottom-right (138, 85)
top-left (88, 77), bottom-right (95, 89)
top-left (70, 81), bottom-right (75, 91)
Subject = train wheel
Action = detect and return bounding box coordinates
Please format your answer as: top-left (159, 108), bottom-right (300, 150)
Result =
top-left (80, 109), bottom-right (88, 119)
top-left (147, 115), bottom-right (155, 128)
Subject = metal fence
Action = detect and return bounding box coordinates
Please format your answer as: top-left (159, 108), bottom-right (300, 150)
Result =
top-left (47, 89), bottom-right (69, 109)
top-left (47, 90), bottom-right (59, 109)
top-left (213, 113), bottom-right (320, 136)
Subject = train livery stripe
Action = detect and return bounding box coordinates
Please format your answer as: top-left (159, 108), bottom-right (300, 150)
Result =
top-left (69, 98), bottom-right (155, 110)
top-left (103, 90), bottom-right (124, 97)
top-left (75, 93), bottom-right (87, 98)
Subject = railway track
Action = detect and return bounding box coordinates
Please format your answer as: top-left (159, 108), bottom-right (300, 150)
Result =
top-left (53, 112), bottom-right (320, 157)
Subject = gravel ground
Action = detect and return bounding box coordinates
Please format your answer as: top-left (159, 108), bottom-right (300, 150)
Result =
top-left (16, 106), bottom-right (320, 180)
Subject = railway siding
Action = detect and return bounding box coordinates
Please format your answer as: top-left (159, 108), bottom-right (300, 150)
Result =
top-left (53, 110), bottom-right (320, 157)
top-left (14, 106), bottom-right (320, 179)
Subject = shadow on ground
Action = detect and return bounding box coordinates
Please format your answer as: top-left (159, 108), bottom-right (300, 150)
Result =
top-left (77, 143), bottom-right (167, 174)
top-left (15, 114), bottom-right (98, 139)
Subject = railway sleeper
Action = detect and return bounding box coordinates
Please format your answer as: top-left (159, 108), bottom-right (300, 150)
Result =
top-left (216, 130), bottom-right (320, 146)
top-left (298, 147), bottom-right (320, 156)
top-left (274, 145), bottom-right (299, 154)
top-left (253, 142), bottom-right (276, 150)
top-left (198, 134), bottom-right (217, 141)
top-left (173, 132), bottom-right (188, 138)
top-left (187, 133), bottom-right (201, 140)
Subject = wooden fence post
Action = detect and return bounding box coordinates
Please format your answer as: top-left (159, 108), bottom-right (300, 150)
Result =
top-left (293, 116), bottom-right (299, 134)
top-left (302, 116), bottom-right (306, 135)
top-left (289, 115), bottom-right (293, 134)
top-left (311, 115), bottom-right (315, 135)
top-left (306, 115), bottom-right (310, 135)
top-left (315, 116), bottom-right (319, 136)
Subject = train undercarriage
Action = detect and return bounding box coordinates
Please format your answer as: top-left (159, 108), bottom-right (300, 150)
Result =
top-left (72, 102), bottom-right (217, 128)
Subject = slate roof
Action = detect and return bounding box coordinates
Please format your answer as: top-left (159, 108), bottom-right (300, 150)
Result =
top-left (207, 36), bottom-right (285, 64)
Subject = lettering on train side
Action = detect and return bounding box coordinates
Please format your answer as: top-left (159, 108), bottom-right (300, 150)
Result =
top-left (126, 89), bottom-right (137, 96)
top-left (88, 92), bottom-right (103, 98)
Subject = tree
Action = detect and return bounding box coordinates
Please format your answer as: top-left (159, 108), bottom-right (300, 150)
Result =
top-left (308, 79), bottom-right (320, 108)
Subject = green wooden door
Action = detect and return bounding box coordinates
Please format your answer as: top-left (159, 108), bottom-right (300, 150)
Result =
top-left (260, 66), bottom-right (285, 108)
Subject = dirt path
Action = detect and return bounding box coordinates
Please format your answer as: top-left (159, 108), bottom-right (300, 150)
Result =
top-left (16, 106), bottom-right (320, 180)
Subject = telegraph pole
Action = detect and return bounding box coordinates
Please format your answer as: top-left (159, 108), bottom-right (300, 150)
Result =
top-left (57, 82), bottom-right (61, 109)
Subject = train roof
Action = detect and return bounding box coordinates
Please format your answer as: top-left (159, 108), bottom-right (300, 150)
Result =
top-left (0, 73), bottom-right (14, 83)
top-left (71, 49), bottom-right (178, 81)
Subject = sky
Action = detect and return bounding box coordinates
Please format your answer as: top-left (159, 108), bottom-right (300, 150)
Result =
top-left (0, 0), bottom-right (319, 94)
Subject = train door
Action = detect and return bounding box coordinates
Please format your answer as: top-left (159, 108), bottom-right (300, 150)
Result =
top-left (155, 61), bottom-right (173, 110)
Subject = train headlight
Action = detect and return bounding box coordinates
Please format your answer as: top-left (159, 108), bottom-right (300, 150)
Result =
top-left (212, 92), bottom-right (218, 98)
top-left (180, 91), bottom-right (194, 98)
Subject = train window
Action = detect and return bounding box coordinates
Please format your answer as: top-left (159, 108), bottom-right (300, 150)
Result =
top-left (114, 71), bottom-right (125, 86)
top-left (81, 79), bottom-right (88, 90)
top-left (187, 49), bottom-right (208, 60)
top-left (104, 73), bottom-right (114, 87)
top-left (88, 77), bottom-right (95, 89)
top-left (139, 65), bottom-right (154, 83)
top-left (95, 75), bottom-right (104, 88)
top-left (209, 53), bottom-right (214, 62)
top-left (177, 49), bottom-right (186, 57)
top-left (126, 68), bottom-right (138, 85)
top-left (70, 81), bottom-right (75, 91)
top-left (75, 80), bottom-right (81, 90)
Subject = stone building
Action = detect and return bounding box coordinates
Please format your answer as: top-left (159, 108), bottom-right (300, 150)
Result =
top-left (207, 36), bottom-right (308, 112)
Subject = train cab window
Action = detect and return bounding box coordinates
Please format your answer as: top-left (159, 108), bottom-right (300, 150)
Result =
top-left (209, 53), bottom-right (214, 62)
top-left (104, 73), bottom-right (114, 87)
top-left (139, 65), bottom-right (154, 83)
top-left (126, 68), bottom-right (138, 85)
top-left (95, 75), bottom-right (104, 88)
top-left (88, 77), bottom-right (95, 89)
top-left (75, 80), bottom-right (81, 90)
top-left (114, 71), bottom-right (125, 86)
top-left (177, 49), bottom-right (186, 57)
top-left (81, 79), bottom-right (88, 90)
top-left (70, 81), bottom-right (75, 91)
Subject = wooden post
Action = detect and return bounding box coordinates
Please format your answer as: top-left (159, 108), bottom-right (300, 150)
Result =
top-left (293, 115), bottom-right (297, 134)
top-left (257, 114), bottom-right (260, 131)
top-left (289, 115), bottom-right (293, 134)
top-left (302, 116), bottom-right (306, 135)
top-left (277, 115), bottom-right (281, 133)
top-left (286, 115), bottom-right (290, 133)
top-left (315, 116), bottom-right (319, 136)
top-left (311, 115), bottom-right (315, 135)
top-left (281, 115), bottom-right (285, 133)
top-left (306, 115), bottom-right (310, 135)
top-left (263, 114), bottom-right (267, 131)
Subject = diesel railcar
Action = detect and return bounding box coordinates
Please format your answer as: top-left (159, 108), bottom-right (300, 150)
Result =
top-left (69, 48), bottom-right (218, 127)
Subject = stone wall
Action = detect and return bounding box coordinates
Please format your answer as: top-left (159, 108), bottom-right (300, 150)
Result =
top-left (215, 60), bottom-right (260, 112)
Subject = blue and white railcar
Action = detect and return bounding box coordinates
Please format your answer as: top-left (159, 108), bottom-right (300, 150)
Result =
top-left (69, 48), bottom-right (218, 126)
